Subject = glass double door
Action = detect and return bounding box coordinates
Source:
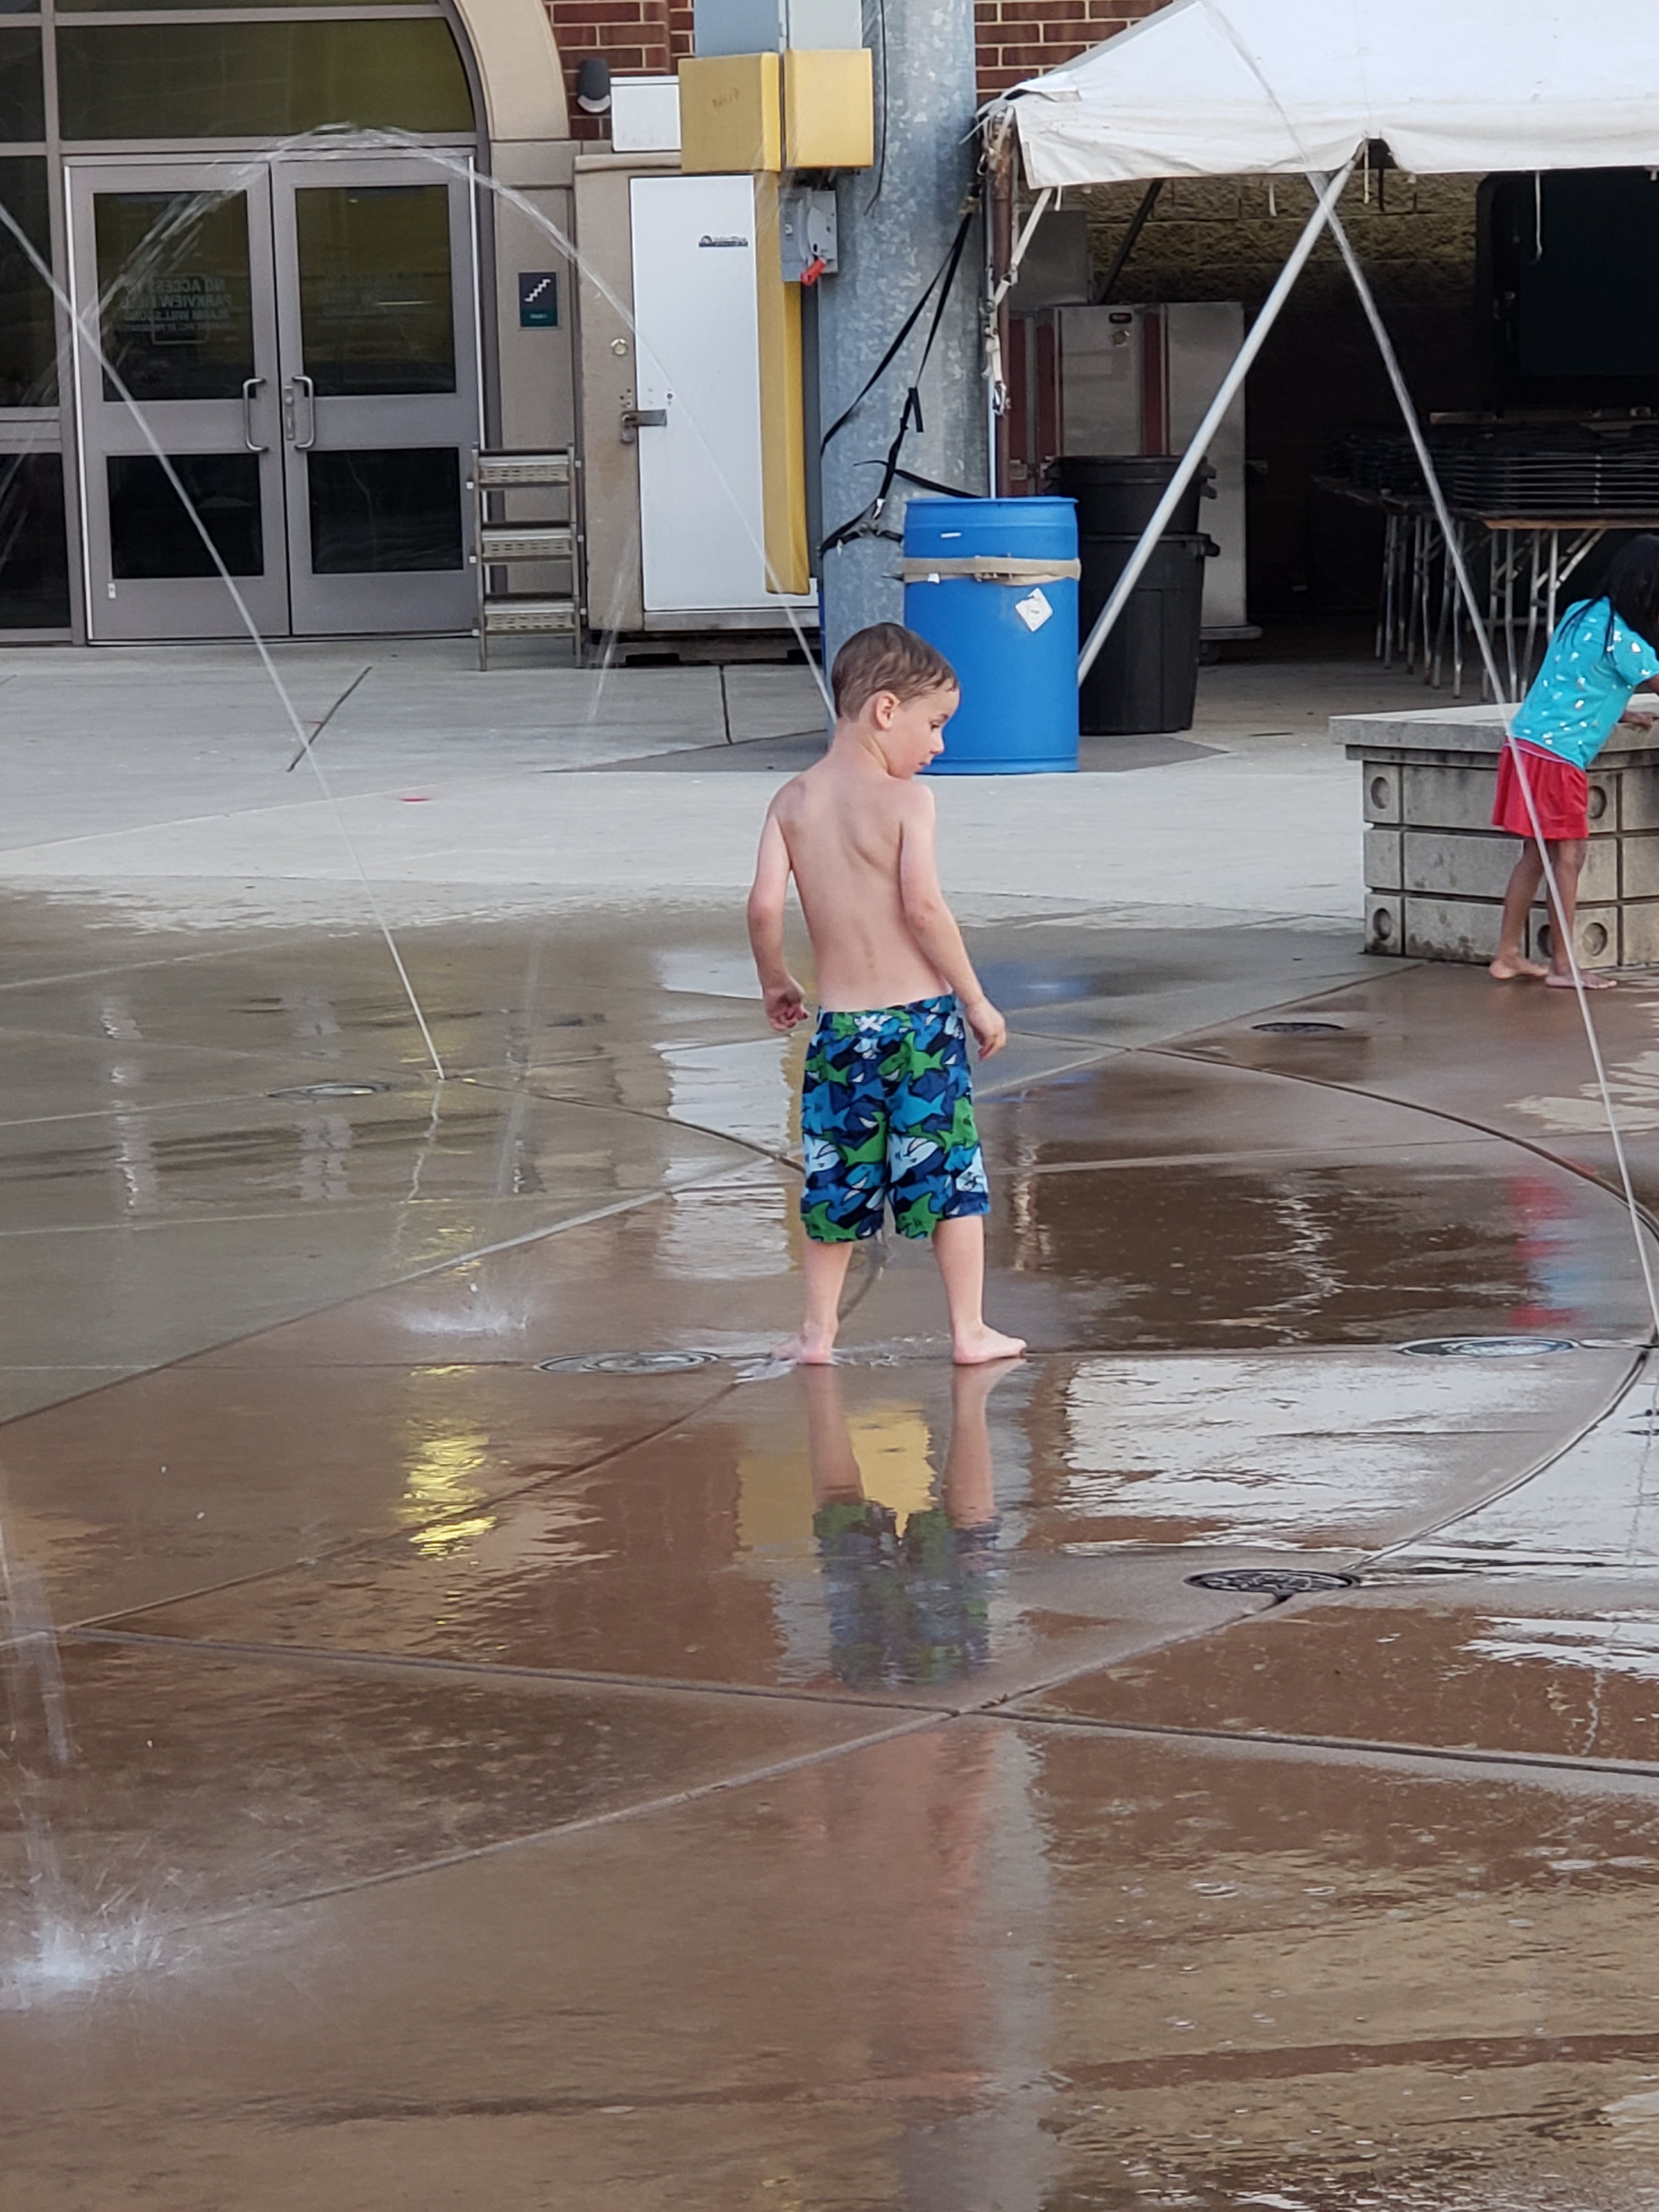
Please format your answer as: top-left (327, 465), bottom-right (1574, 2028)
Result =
top-left (69, 155), bottom-right (478, 640)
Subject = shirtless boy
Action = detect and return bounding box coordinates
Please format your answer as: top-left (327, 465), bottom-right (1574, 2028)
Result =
top-left (746, 621), bottom-right (1025, 1367)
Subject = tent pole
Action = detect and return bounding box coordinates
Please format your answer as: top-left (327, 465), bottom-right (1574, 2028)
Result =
top-left (1097, 179), bottom-right (1163, 305)
top-left (1078, 161), bottom-right (1354, 685)
top-left (1320, 207), bottom-right (1509, 704)
top-left (985, 114), bottom-right (1015, 495)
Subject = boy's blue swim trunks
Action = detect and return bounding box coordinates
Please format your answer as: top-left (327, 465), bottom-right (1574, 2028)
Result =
top-left (799, 993), bottom-right (990, 1243)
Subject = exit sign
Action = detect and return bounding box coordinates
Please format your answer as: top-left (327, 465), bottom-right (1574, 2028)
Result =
top-left (518, 272), bottom-right (559, 328)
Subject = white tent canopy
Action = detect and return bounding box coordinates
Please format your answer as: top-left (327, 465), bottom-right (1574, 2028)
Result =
top-left (1008, 0), bottom-right (1659, 188)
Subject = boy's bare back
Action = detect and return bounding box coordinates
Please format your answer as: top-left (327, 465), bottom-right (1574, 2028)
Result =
top-left (769, 751), bottom-right (947, 1012)
top-left (747, 670), bottom-right (1005, 1057)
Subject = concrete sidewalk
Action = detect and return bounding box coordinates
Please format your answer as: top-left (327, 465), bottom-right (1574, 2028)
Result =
top-left (0, 637), bottom-right (1434, 927)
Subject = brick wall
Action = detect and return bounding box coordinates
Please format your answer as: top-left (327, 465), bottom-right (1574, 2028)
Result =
top-left (546, 1), bottom-right (675, 138)
top-left (547, 2), bottom-right (1172, 138)
top-left (974, 0), bottom-right (1168, 101)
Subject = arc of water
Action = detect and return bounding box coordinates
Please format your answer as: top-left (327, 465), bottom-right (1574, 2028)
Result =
top-left (0, 1480), bottom-right (80, 1979)
top-left (0, 204), bottom-right (449, 1084)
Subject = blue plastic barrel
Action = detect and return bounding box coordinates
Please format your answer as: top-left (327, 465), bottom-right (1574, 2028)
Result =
top-left (901, 495), bottom-right (1079, 775)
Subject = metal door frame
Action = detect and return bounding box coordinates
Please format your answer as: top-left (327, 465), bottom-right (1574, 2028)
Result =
top-left (270, 149), bottom-right (481, 637)
top-left (66, 156), bottom-right (291, 641)
top-left (67, 147), bottom-right (482, 641)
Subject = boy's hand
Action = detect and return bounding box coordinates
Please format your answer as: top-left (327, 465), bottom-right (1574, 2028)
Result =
top-left (964, 996), bottom-right (1007, 1058)
top-left (764, 975), bottom-right (809, 1032)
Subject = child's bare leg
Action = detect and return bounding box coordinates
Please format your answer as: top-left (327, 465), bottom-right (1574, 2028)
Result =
top-left (941, 1359), bottom-right (1015, 1527)
top-left (802, 1363), bottom-right (864, 1500)
top-left (1542, 838), bottom-right (1615, 988)
top-left (933, 1215), bottom-right (1025, 1364)
top-left (792, 1236), bottom-right (855, 1363)
top-left (1490, 843), bottom-right (1548, 980)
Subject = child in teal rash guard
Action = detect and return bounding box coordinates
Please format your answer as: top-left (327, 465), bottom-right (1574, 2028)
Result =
top-left (1490, 534), bottom-right (1659, 989)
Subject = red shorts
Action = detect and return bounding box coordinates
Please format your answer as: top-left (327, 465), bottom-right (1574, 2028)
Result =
top-left (1492, 742), bottom-right (1590, 842)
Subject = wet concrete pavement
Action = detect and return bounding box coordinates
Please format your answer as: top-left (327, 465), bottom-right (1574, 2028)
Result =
top-left (7, 674), bottom-right (1659, 2204)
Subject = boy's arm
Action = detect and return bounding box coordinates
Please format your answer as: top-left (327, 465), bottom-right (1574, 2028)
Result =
top-left (747, 808), bottom-right (809, 1032)
top-left (896, 786), bottom-right (1006, 1057)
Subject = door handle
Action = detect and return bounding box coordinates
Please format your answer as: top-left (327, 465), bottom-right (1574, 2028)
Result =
top-left (285, 374), bottom-right (317, 450)
top-left (241, 376), bottom-right (268, 453)
top-left (619, 405), bottom-right (668, 444)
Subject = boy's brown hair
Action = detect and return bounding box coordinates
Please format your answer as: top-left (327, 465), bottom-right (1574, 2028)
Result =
top-left (830, 622), bottom-right (958, 719)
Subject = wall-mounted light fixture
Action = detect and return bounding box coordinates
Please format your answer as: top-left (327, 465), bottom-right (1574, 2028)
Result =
top-left (575, 57), bottom-right (613, 115)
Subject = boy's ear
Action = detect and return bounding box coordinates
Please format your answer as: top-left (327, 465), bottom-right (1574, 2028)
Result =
top-left (869, 690), bottom-right (898, 731)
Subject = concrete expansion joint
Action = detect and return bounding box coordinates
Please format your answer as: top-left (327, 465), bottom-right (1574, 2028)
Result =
top-left (1015, 1707), bottom-right (1659, 1790)
top-left (456, 1069), bottom-right (802, 1170)
top-left (65, 1624), bottom-right (947, 1718)
top-left (180, 1712), bottom-right (951, 1931)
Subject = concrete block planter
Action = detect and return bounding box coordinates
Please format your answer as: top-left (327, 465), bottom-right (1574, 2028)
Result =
top-left (1331, 702), bottom-right (1659, 969)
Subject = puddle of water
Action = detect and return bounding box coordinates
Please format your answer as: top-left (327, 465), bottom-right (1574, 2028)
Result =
top-left (1048, 1351), bottom-right (1597, 1550)
top-left (1380, 1354), bottom-right (1659, 1572)
top-left (1466, 1611), bottom-right (1659, 1683)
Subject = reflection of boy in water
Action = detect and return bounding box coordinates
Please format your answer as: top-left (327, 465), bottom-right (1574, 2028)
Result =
top-left (804, 1363), bottom-right (1013, 1689)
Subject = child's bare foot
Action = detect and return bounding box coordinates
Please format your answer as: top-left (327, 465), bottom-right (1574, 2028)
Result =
top-left (1547, 969), bottom-right (1617, 989)
top-left (783, 1328), bottom-right (839, 1365)
top-left (1489, 953), bottom-right (1548, 980)
top-left (952, 1324), bottom-right (1026, 1365)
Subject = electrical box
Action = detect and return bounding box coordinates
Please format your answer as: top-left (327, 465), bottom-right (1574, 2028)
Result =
top-left (778, 187), bottom-right (837, 282)
top-left (782, 46), bottom-right (873, 169)
top-left (610, 76), bottom-right (682, 153)
top-left (784, 0), bottom-right (863, 44)
top-left (693, 0), bottom-right (863, 54)
top-left (678, 52), bottom-right (782, 174)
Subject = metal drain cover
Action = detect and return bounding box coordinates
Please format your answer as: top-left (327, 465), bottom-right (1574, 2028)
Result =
top-left (536, 1350), bottom-right (721, 1376)
top-left (269, 1080), bottom-right (394, 1100)
top-left (1398, 1335), bottom-right (1576, 1358)
top-left (1251, 1020), bottom-right (1345, 1035)
top-left (1188, 1568), bottom-right (1356, 1598)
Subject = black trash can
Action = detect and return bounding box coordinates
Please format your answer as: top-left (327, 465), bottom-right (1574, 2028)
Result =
top-left (1047, 453), bottom-right (1215, 538)
top-left (1075, 532), bottom-right (1217, 736)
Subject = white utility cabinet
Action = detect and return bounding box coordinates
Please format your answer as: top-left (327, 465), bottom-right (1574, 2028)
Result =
top-left (629, 173), bottom-right (811, 618)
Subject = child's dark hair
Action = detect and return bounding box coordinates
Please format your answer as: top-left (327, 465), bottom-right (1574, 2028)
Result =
top-left (830, 622), bottom-right (957, 719)
top-left (1604, 534), bottom-right (1659, 648)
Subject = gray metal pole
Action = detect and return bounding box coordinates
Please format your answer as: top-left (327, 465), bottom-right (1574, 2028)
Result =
top-left (816, 0), bottom-right (985, 673)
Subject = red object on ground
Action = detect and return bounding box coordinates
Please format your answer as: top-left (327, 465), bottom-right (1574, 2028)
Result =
top-left (1492, 742), bottom-right (1590, 842)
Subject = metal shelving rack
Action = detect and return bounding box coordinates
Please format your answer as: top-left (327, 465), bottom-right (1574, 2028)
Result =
top-left (470, 448), bottom-right (583, 669)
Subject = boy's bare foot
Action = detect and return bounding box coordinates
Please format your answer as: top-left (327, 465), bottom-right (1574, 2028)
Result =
top-left (784, 1329), bottom-right (839, 1365)
top-left (1547, 969), bottom-right (1617, 989)
top-left (952, 1324), bottom-right (1026, 1365)
top-left (1489, 954), bottom-right (1549, 980)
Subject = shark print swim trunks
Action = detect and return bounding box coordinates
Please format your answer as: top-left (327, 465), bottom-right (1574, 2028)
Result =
top-left (799, 994), bottom-right (990, 1243)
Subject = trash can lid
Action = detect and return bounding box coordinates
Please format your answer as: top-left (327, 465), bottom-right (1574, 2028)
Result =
top-left (902, 494), bottom-right (1077, 560)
